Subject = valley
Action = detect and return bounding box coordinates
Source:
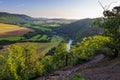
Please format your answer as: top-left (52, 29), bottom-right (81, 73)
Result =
top-left (0, 4), bottom-right (120, 80)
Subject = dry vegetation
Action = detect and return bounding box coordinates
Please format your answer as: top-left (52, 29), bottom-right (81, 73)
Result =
top-left (0, 23), bottom-right (34, 38)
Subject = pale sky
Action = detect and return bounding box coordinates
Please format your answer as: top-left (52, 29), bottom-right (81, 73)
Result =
top-left (0, 0), bottom-right (119, 19)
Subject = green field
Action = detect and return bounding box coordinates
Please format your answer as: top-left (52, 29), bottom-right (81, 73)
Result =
top-left (24, 24), bottom-right (52, 31)
top-left (34, 26), bottom-right (51, 31)
top-left (0, 42), bottom-right (60, 55)
top-left (26, 34), bottom-right (62, 42)
top-left (0, 37), bottom-right (24, 41)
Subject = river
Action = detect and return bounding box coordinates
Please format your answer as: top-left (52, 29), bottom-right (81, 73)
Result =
top-left (66, 40), bottom-right (73, 51)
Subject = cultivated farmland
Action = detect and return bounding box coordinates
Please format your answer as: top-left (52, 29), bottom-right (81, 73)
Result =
top-left (0, 23), bottom-right (34, 38)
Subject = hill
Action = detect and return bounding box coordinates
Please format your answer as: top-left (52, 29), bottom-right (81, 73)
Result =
top-left (0, 12), bottom-right (76, 25)
top-left (0, 12), bottom-right (34, 24)
top-left (55, 18), bottom-right (102, 41)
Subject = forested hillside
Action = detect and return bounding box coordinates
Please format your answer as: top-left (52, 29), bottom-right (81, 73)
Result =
top-left (0, 12), bottom-right (75, 25)
top-left (55, 18), bottom-right (102, 41)
top-left (0, 12), bottom-right (34, 24)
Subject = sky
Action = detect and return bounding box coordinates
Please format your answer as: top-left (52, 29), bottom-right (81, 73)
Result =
top-left (0, 0), bottom-right (119, 19)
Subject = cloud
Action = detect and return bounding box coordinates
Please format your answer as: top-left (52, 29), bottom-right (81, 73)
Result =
top-left (16, 4), bottom-right (25, 8)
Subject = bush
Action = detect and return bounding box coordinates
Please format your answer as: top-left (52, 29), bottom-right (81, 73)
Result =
top-left (71, 74), bottom-right (85, 80)
top-left (101, 48), bottom-right (114, 59)
top-left (75, 35), bottom-right (111, 59)
top-left (64, 74), bottom-right (85, 80)
top-left (0, 44), bottom-right (45, 80)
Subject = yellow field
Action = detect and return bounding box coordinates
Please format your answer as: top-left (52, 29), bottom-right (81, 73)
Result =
top-left (0, 23), bottom-right (34, 37)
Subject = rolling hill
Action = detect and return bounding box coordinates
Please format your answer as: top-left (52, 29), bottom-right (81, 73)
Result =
top-left (0, 12), bottom-right (34, 24)
top-left (55, 18), bottom-right (102, 41)
top-left (0, 12), bottom-right (102, 42)
top-left (0, 12), bottom-right (76, 25)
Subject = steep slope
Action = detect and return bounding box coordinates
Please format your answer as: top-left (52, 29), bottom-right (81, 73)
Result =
top-left (56, 18), bottom-right (102, 41)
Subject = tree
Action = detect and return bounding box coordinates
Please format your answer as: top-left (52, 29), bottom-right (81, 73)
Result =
top-left (93, 6), bottom-right (120, 57)
top-left (53, 43), bottom-right (68, 69)
top-left (75, 36), bottom-right (110, 60)
top-left (0, 44), bottom-right (45, 80)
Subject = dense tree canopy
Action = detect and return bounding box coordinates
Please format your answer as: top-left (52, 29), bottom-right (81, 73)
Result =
top-left (92, 6), bottom-right (120, 57)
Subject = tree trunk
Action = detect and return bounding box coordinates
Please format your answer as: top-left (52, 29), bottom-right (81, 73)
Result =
top-left (112, 48), bottom-right (119, 58)
top-left (65, 54), bottom-right (68, 66)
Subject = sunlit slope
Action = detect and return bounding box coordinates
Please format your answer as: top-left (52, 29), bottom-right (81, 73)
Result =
top-left (0, 23), bottom-right (34, 38)
top-left (0, 42), bottom-right (60, 55)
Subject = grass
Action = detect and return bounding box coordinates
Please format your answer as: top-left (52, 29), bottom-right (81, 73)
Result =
top-left (0, 42), bottom-right (61, 55)
top-left (39, 35), bottom-right (47, 40)
top-left (0, 37), bottom-right (24, 41)
top-left (51, 36), bottom-right (63, 42)
top-left (28, 35), bottom-right (41, 41)
top-left (27, 35), bottom-right (49, 41)
top-left (34, 26), bottom-right (51, 31)
top-left (26, 34), bottom-right (63, 42)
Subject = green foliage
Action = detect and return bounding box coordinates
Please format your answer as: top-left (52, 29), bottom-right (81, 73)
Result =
top-left (75, 35), bottom-right (110, 59)
top-left (0, 12), bottom-right (33, 24)
top-left (0, 44), bottom-right (45, 80)
top-left (92, 6), bottom-right (120, 56)
top-left (53, 43), bottom-right (68, 69)
top-left (0, 37), bottom-right (24, 41)
top-left (33, 61), bottom-right (44, 77)
top-left (68, 46), bottom-right (81, 65)
top-left (56, 18), bottom-right (102, 41)
top-left (33, 26), bottom-right (51, 31)
top-left (100, 48), bottom-right (113, 58)
top-left (64, 74), bottom-right (85, 80)
top-left (0, 55), bottom-right (6, 78)
top-left (40, 55), bottom-right (53, 74)
top-left (0, 42), bottom-right (60, 80)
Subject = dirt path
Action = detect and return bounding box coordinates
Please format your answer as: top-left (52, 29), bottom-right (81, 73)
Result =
top-left (80, 59), bottom-right (120, 80)
top-left (34, 54), bottom-right (104, 80)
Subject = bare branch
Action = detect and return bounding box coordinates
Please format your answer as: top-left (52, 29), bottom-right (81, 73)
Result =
top-left (107, 1), bottom-right (118, 10)
top-left (98, 1), bottom-right (118, 11)
top-left (98, 1), bottom-right (105, 11)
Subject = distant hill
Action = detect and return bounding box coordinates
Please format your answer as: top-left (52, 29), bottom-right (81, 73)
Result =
top-left (0, 12), bottom-right (76, 25)
top-left (0, 12), bottom-right (34, 24)
top-left (55, 18), bottom-right (102, 41)
top-left (31, 18), bottom-right (76, 25)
